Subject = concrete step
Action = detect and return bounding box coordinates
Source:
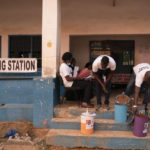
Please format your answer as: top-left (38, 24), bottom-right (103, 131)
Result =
top-left (46, 129), bottom-right (150, 149)
top-left (50, 118), bottom-right (131, 131)
top-left (54, 106), bottom-right (114, 119)
top-left (0, 104), bottom-right (33, 121)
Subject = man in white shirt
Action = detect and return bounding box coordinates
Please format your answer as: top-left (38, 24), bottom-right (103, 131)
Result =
top-left (125, 63), bottom-right (150, 111)
top-left (92, 55), bottom-right (116, 110)
top-left (68, 57), bottom-right (79, 78)
top-left (60, 52), bottom-right (93, 108)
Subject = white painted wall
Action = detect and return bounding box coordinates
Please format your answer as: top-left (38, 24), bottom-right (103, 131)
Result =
top-left (70, 35), bottom-right (150, 69)
top-left (0, 0), bottom-right (42, 57)
top-left (0, 0), bottom-right (150, 74)
top-left (61, 0), bottom-right (150, 35)
top-left (0, 0), bottom-right (42, 35)
top-left (61, 0), bottom-right (150, 65)
top-left (135, 37), bottom-right (150, 64)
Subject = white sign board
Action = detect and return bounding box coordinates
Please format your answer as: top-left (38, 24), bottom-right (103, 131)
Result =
top-left (0, 58), bottom-right (37, 73)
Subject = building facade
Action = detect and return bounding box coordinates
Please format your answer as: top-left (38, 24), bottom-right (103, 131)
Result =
top-left (0, 0), bottom-right (150, 127)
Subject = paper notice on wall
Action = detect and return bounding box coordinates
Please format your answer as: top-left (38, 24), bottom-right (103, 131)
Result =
top-left (0, 58), bottom-right (37, 73)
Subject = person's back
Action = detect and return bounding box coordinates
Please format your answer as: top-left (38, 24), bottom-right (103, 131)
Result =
top-left (125, 63), bottom-right (150, 112)
top-left (60, 63), bottom-right (73, 87)
top-left (78, 62), bottom-right (92, 79)
top-left (92, 55), bottom-right (116, 72)
top-left (133, 63), bottom-right (150, 88)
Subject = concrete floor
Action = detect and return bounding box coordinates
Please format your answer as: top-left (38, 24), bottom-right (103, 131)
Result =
top-left (57, 86), bottom-right (145, 112)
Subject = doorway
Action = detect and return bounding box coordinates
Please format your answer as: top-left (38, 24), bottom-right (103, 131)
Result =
top-left (70, 35), bottom-right (135, 98)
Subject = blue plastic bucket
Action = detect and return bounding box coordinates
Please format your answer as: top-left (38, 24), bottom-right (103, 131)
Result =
top-left (115, 104), bottom-right (127, 123)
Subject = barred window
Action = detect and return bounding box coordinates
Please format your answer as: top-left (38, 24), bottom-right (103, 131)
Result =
top-left (9, 35), bottom-right (41, 68)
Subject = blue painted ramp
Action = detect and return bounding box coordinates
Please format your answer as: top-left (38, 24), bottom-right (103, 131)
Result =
top-left (46, 129), bottom-right (150, 149)
top-left (47, 104), bottom-right (150, 149)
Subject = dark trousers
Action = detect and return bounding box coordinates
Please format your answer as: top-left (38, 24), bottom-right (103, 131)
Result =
top-left (125, 72), bottom-right (150, 110)
top-left (95, 69), bottom-right (112, 105)
top-left (125, 73), bottom-right (136, 96)
top-left (72, 80), bottom-right (91, 103)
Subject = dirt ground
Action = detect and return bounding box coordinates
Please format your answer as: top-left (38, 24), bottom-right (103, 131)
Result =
top-left (0, 121), bottom-right (123, 150)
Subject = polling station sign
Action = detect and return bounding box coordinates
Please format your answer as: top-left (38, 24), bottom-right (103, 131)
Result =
top-left (0, 58), bottom-right (37, 73)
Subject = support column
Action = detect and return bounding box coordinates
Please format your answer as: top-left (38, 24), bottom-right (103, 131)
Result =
top-left (33, 0), bottom-right (61, 127)
top-left (42, 0), bottom-right (61, 77)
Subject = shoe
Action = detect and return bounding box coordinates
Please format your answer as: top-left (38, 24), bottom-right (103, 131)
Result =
top-left (88, 103), bottom-right (94, 107)
top-left (96, 104), bottom-right (102, 111)
top-left (81, 102), bottom-right (94, 108)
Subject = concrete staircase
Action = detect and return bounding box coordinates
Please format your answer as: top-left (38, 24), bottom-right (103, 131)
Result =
top-left (46, 104), bottom-right (150, 150)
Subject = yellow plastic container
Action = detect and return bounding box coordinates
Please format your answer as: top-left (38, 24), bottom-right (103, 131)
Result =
top-left (81, 109), bottom-right (96, 134)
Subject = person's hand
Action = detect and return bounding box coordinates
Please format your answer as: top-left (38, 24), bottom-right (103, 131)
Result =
top-left (75, 76), bottom-right (84, 80)
top-left (132, 105), bottom-right (137, 115)
top-left (91, 75), bottom-right (95, 79)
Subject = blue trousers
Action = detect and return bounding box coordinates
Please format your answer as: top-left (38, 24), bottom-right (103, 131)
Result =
top-left (125, 72), bottom-right (150, 110)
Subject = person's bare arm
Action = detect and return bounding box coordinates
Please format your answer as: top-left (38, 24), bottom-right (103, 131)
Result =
top-left (65, 75), bottom-right (82, 81)
top-left (93, 72), bottom-right (108, 93)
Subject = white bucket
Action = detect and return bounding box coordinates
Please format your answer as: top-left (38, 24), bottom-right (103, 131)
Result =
top-left (81, 109), bottom-right (96, 134)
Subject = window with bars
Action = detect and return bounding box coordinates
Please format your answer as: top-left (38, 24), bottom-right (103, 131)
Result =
top-left (9, 35), bottom-right (41, 68)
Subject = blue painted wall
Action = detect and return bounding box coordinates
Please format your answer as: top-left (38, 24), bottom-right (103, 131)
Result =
top-left (0, 77), bottom-right (59, 127)
top-left (33, 78), bottom-right (55, 127)
top-left (53, 77), bottom-right (60, 106)
top-left (0, 79), bottom-right (34, 104)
